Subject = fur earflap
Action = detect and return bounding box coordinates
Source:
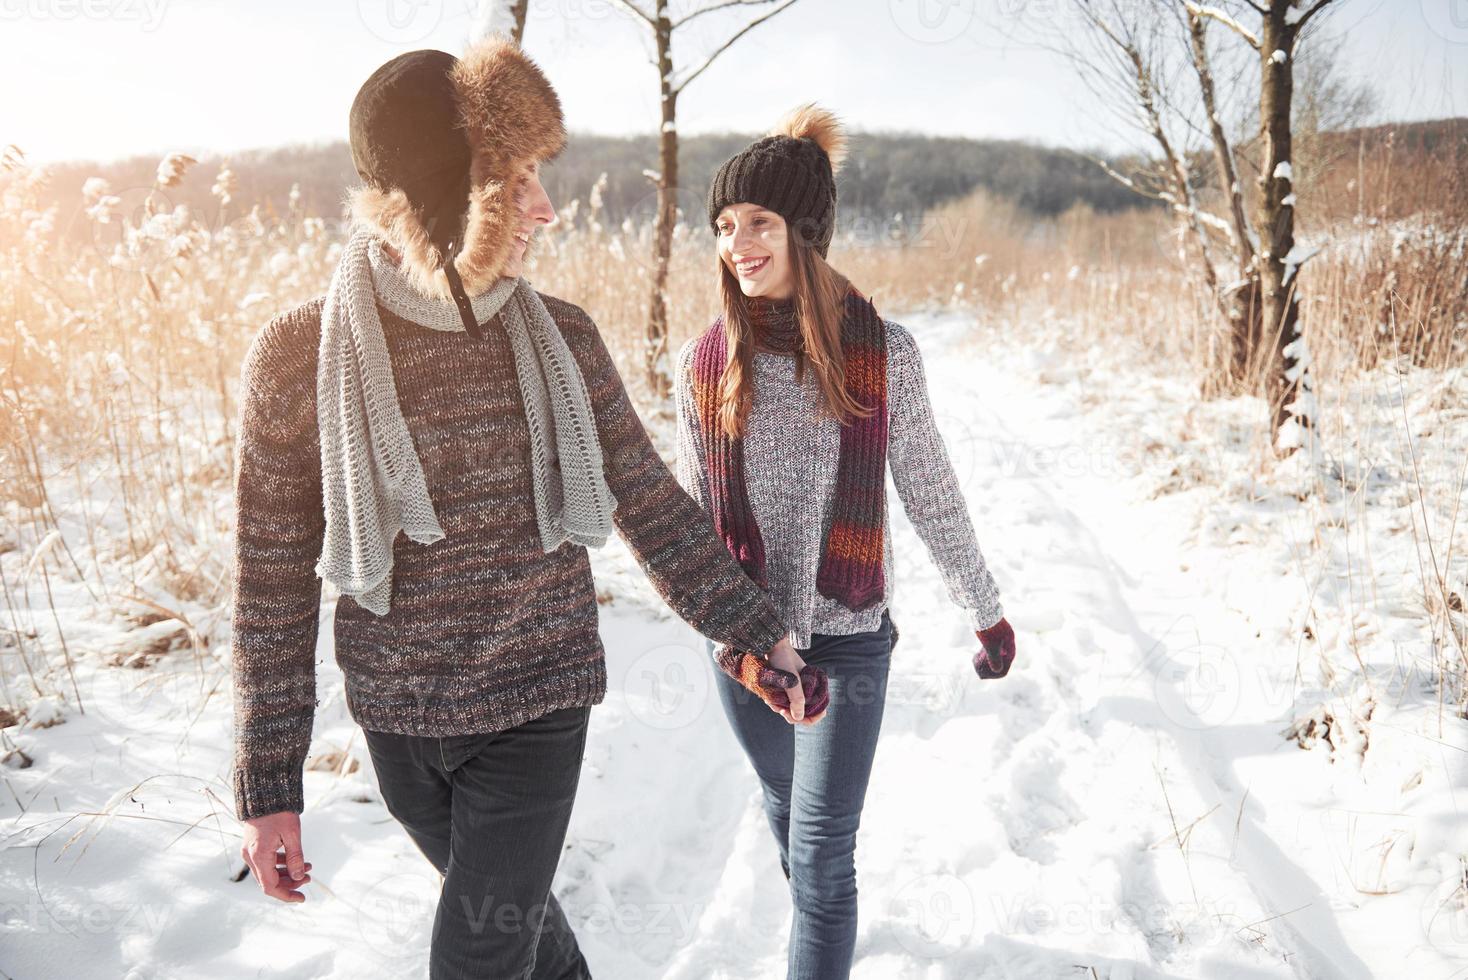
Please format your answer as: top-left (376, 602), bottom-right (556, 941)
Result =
top-left (348, 184), bottom-right (456, 299)
top-left (348, 36), bottom-right (566, 299)
top-left (771, 103), bottom-right (847, 175)
top-left (449, 35), bottom-right (566, 295)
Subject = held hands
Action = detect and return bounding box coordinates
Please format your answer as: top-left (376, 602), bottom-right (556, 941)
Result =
top-left (974, 617), bottom-right (1017, 679)
top-left (716, 636), bottom-right (830, 724)
top-left (770, 638), bottom-right (830, 723)
top-left (241, 811), bottom-right (313, 904)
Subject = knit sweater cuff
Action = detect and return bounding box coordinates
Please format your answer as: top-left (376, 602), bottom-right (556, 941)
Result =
top-left (232, 763), bottom-right (305, 822)
top-left (968, 602), bottom-right (1005, 634)
top-left (726, 599), bottom-right (789, 660)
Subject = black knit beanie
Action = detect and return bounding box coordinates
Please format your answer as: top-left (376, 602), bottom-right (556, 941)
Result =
top-left (707, 112), bottom-right (841, 258)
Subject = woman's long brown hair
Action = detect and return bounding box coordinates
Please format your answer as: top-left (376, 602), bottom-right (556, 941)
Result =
top-left (715, 239), bottom-right (876, 439)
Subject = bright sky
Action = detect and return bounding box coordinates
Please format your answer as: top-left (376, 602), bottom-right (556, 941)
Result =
top-left (1, 0), bottom-right (1462, 165)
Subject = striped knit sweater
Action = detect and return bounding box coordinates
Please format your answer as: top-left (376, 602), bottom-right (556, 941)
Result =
top-left (673, 315), bottom-right (1004, 650)
top-left (230, 292), bottom-right (787, 822)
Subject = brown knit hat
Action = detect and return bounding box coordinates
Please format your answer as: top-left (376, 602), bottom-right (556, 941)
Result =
top-left (707, 104), bottom-right (848, 257)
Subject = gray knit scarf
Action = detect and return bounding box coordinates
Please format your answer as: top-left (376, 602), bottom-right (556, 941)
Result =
top-left (314, 228), bottom-right (617, 615)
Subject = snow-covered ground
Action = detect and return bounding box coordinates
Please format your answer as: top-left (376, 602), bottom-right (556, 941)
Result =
top-left (1, 309), bottom-right (1465, 979)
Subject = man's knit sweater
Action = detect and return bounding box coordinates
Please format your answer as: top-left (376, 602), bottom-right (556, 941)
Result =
top-left (230, 292), bottom-right (787, 822)
top-left (673, 309), bottom-right (1004, 650)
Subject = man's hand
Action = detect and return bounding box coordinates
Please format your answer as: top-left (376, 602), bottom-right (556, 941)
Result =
top-left (241, 811), bottom-right (313, 903)
top-left (767, 637), bottom-right (829, 725)
top-left (715, 637), bottom-right (829, 724)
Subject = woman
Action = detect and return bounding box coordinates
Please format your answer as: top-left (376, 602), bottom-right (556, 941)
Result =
top-left (673, 105), bottom-right (1018, 979)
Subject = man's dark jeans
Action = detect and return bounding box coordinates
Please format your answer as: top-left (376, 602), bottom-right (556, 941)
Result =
top-left (363, 705), bottom-right (594, 980)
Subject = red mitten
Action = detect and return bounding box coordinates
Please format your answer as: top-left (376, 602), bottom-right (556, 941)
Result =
top-left (973, 618), bottom-right (1016, 679)
top-left (715, 646), bottom-right (830, 718)
top-left (797, 664), bottom-right (831, 718)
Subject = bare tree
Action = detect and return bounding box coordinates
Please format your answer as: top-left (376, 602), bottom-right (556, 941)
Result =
top-left (1059, 0), bottom-right (1341, 450)
top-left (1191, 0), bottom-right (1342, 445)
top-left (1182, 4), bottom-right (1259, 381)
top-left (610, 0), bottom-right (801, 398)
top-left (470, 0), bottom-right (529, 44)
top-left (1063, 2), bottom-right (1251, 376)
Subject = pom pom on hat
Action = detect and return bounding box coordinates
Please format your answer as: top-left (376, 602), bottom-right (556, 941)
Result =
top-left (770, 103), bottom-right (846, 175)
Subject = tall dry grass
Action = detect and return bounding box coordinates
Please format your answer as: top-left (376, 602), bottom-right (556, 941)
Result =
top-left (0, 141), bottom-right (1463, 726)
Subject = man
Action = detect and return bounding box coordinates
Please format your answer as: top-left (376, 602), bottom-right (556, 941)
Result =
top-left (229, 36), bottom-right (827, 980)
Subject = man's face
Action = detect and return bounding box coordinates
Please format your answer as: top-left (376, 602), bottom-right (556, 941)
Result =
top-left (502, 161), bottom-right (555, 279)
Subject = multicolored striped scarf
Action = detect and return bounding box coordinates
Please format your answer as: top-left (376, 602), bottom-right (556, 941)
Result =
top-left (690, 286), bottom-right (889, 612)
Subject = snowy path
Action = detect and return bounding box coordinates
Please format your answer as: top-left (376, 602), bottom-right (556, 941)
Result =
top-left (570, 313), bottom-right (1334, 980)
top-left (1, 311), bottom-right (1459, 979)
top-left (571, 307), bottom-right (1467, 979)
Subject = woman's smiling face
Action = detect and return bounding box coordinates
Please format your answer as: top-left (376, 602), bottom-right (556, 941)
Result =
top-left (716, 203), bottom-right (793, 300)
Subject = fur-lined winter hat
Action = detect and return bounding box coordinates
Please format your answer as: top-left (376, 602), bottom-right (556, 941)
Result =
top-left (706, 104), bottom-right (848, 258)
top-left (347, 36), bottom-right (565, 301)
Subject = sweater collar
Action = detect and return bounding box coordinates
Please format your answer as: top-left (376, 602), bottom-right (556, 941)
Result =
top-left (367, 234), bottom-right (515, 332)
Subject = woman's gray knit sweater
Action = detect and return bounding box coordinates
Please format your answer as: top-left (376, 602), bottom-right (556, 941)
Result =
top-left (674, 317), bottom-right (1004, 650)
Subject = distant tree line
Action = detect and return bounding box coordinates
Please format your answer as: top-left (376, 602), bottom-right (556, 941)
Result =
top-left (545, 132), bottom-right (1149, 226)
top-left (34, 119), bottom-right (1457, 247)
top-left (37, 131), bottom-right (1151, 243)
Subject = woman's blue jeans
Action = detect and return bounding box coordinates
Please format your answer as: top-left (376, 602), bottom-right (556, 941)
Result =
top-left (710, 610), bottom-right (895, 980)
